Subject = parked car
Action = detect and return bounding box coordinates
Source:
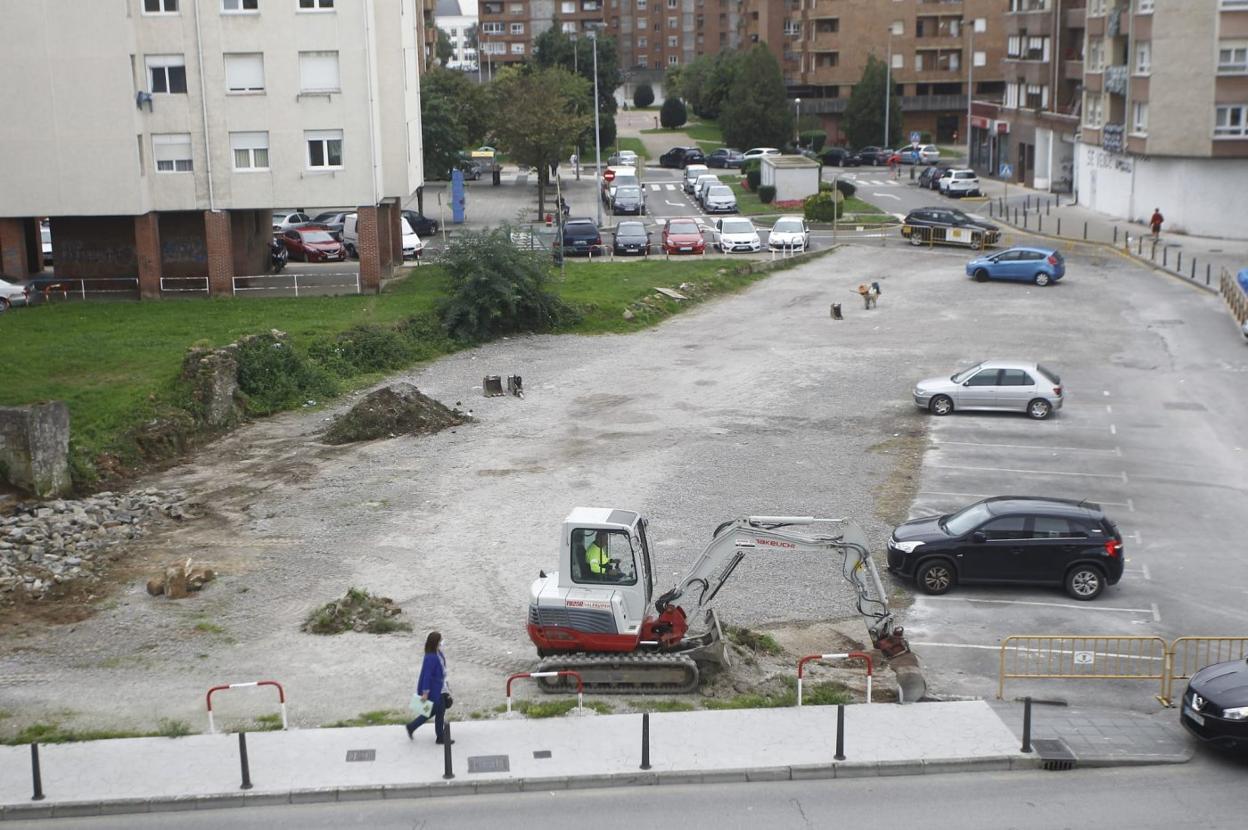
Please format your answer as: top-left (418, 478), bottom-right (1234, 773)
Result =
top-left (453, 159), bottom-right (482, 181)
top-left (918, 164), bottom-right (950, 190)
top-left (342, 213), bottom-right (423, 259)
top-left (280, 226), bottom-right (347, 262)
top-left (886, 496), bottom-right (1124, 601)
top-left (713, 217), bottom-right (761, 253)
top-left (0, 277), bottom-right (31, 312)
top-left (400, 210), bottom-right (440, 238)
top-left (912, 360), bottom-right (1063, 420)
top-left (1180, 657), bottom-right (1248, 755)
top-left (742, 147), bottom-right (781, 163)
top-left (821, 147), bottom-right (863, 167)
top-left (900, 207), bottom-right (1000, 247)
top-left (40, 223), bottom-right (52, 265)
top-left (706, 148), bottom-right (744, 169)
top-left (661, 218), bottom-right (706, 255)
top-left (272, 210), bottom-right (311, 233)
top-left (941, 169), bottom-right (981, 197)
top-left (601, 166), bottom-right (639, 205)
top-left (310, 211), bottom-right (350, 240)
top-left (693, 174), bottom-right (723, 206)
top-left (659, 146), bottom-right (705, 168)
top-left (607, 150), bottom-right (639, 167)
top-left (856, 146), bottom-right (887, 166)
top-left (966, 247), bottom-right (1066, 286)
top-left (768, 215), bottom-right (810, 252)
top-left (703, 185), bottom-right (738, 214)
top-left (558, 218), bottom-right (604, 256)
top-left (612, 220), bottom-right (651, 256)
top-left (897, 144), bottom-right (941, 164)
top-left (682, 164), bottom-right (709, 194)
top-left (611, 185), bottom-right (646, 215)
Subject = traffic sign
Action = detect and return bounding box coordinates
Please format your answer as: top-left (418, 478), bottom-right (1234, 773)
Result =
top-left (999, 163), bottom-right (1013, 178)
top-left (909, 131), bottom-right (921, 145)
top-left (603, 169), bottom-right (615, 181)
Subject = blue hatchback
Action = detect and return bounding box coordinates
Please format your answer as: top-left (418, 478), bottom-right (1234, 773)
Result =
top-left (965, 246), bottom-right (1065, 286)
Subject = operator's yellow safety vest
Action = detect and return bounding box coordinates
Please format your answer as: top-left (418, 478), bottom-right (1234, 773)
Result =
top-left (587, 543), bottom-right (609, 575)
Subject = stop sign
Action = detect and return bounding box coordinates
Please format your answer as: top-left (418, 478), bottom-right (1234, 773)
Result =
top-left (603, 169), bottom-right (616, 182)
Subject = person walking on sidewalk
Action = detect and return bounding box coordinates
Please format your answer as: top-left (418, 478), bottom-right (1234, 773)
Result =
top-left (1150, 208), bottom-right (1164, 240)
top-left (406, 631), bottom-right (453, 744)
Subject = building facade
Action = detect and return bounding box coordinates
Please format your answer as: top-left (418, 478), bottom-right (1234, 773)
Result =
top-left (0, 0), bottom-right (426, 295)
top-left (436, 0), bottom-right (480, 70)
top-left (1074, 0), bottom-right (1248, 236)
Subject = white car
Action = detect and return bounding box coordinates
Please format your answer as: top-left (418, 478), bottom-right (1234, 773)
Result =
top-left (714, 217), bottom-right (761, 253)
top-left (899, 144), bottom-right (941, 164)
top-left (694, 174), bottom-right (723, 206)
top-left (768, 215), bottom-right (810, 252)
top-left (341, 213), bottom-right (424, 260)
top-left (608, 150), bottom-right (639, 167)
top-left (272, 210), bottom-right (311, 233)
top-left (940, 169), bottom-right (981, 198)
top-left (0, 278), bottom-right (30, 312)
top-left (742, 147), bottom-right (781, 163)
top-left (682, 163), bottom-right (709, 193)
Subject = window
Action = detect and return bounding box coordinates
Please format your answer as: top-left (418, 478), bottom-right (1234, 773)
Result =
top-left (1031, 517), bottom-right (1078, 539)
top-left (510, 2), bottom-right (523, 11)
top-left (1085, 93), bottom-right (1104, 127)
top-left (1132, 101), bottom-right (1148, 133)
top-left (482, 21), bottom-right (503, 33)
top-left (638, 54), bottom-right (648, 67)
top-left (230, 131), bottom-right (269, 170)
top-left (222, 0), bottom-right (258, 11)
top-left (562, 21), bottom-right (577, 32)
top-left (510, 22), bottom-right (524, 33)
top-left (571, 529), bottom-right (638, 586)
top-left (561, 0), bottom-right (575, 10)
top-left (144, 0), bottom-right (178, 13)
top-left (637, 36), bottom-right (647, 47)
top-left (637, 0), bottom-right (646, 8)
top-left (1135, 41), bottom-right (1150, 74)
top-left (668, 15), bottom-right (677, 28)
top-left (511, 42), bottom-right (525, 53)
top-left (891, 21), bottom-right (903, 35)
top-left (1000, 369), bottom-right (1035, 386)
top-left (1089, 0), bottom-right (1106, 12)
top-left (1087, 38), bottom-right (1104, 71)
top-left (298, 0), bottom-right (334, 9)
top-left (980, 516), bottom-right (1029, 541)
top-left (152, 133), bottom-right (193, 172)
top-left (305, 129), bottom-right (343, 168)
top-left (299, 51), bottom-right (340, 92)
top-left (667, 0), bottom-right (677, 6)
top-left (1214, 105), bottom-right (1247, 137)
top-left (1222, 0), bottom-right (1248, 8)
top-left (1007, 36), bottom-right (1020, 58)
top-left (892, 52), bottom-right (903, 69)
top-left (224, 53), bottom-right (264, 92)
top-left (146, 55), bottom-right (187, 94)
top-left (1136, 0), bottom-right (1154, 11)
top-left (667, 35), bottom-right (678, 47)
top-left (783, 19), bottom-right (800, 37)
top-left (966, 370), bottom-right (1000, 387)
top-left (668, 54), bottom-right (678, 65)
top-left (1219, 43), bottom-right (1248, 73)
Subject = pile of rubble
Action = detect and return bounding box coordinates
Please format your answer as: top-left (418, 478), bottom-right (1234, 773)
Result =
top-left (0, 488), bottom-right (193, 601)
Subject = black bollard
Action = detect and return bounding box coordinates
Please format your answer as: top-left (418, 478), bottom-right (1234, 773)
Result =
top-left (830, 303), bottom-right (843, 320)
top-left (442, 721), bottom-right (455, 780)
top-left (1163, 246), bottom-right (1168, 268)
top-left (989, 201), bottom-right (994, 217)
top-left (1191, 259), bottom-right (1196, 280)
top-left (1038, 215), bottom-right (1043, 234)
top-left (238, 732), bottom-right (253, 791)
top-left (1177, 251), bottom-right (1182, 272)
top-left (1083, 220), bottom-right (1088, 240)
top-left (640, 713), bottom-right (652, 770)
top-left (1021, 697), bottom-right (1033, 753)
top-left (834, 704), bottom-right (846, 761)
top-left (1138, 236), bottom-right (1143, 255)
top-left (1056, 217), bottom-right (1061, 236)
top-left (1113, 226), bottom-right (1118, 244)
top-left (1207, 263), bottom-right (1212, 284)
top-left (31, 743), bottom-right (45, 801)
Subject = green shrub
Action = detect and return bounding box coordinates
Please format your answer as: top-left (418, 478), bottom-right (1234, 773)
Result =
top-left (746, 168), bottom-right (761, 191)
top-left (799, 130), bottom-right (827, 152)
top-left (660, 97), bottom-right (688, 129)
top-left (757, 185), bottom-right (776, 204)
top-left (804, 191), bottom-right (843, 222)
top-left (234, 333), bottom-right (338, 416)
top-left (834, 179), bottom-right (856, 199)
top-left (633, 83), bottom-right (655, 108)
top-left (742, 158), bottom-right (761, 176)
top-left (308, 324), bottom-right (412, 377)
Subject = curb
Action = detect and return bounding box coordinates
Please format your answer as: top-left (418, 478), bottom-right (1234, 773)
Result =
top-left (0, 755), bottom-right (1035, 822)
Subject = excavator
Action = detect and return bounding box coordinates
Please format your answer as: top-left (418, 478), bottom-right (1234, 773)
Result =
top-left (527, 508), bottom-right (927, 702)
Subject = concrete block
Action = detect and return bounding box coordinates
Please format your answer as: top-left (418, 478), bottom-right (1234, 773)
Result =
top-left (790, 763), bottom-right (837, 781)
top-left (382, 784), bottom-right (432, 800)
top-left (1, 803), bottom-right (54, 821)
top-left (289, 789), bottom-right (338, 805)
top-left (99, 798), bottom-right (153, 815)
top-left (655, 771), bottom-right (704, 786)
top-left (519, 776), bottom-right (570, 791)
top-left (699, 770), bottom-right (750, 785)
top-left (0, 402), bottom-right (71, 497)
top-left (49, 801), bottom-right (102, 818)
top-left (567, 772), bottom-right (656, 790)
top-left (424, 781), bottom-right (476, 798)
top-left (746, 766), bottom-right (793, 782)
top-left (335, 786), bottom-right (386, 802)
top-left (149, 795), bottom-right (203, 813)
top-left (1009, 755), bottom-right (1045, 771)
top-left (243, 792), bottom-right (295, 807)
top-left (875, 759), bottom-right (926, 777)
top-left (191, 794), bottom-right (247, 810)
top-left (829, 762), bottom-right (880, 779)
top-left (471, 780), bottom-right (524, 795)
top-left (922, 757), bottom-right (1012, 776)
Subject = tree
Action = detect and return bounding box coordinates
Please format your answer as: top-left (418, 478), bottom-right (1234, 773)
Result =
top-left (436, 27), bottom-right (454, 65)
top-left (842, 54), bottom-right (903, 150)
top-left (490, 66), bottom-right (591, 215)
top-left (718, 45), bottom-right (791, 151)
top-left (420, 68), bottom-right (489, 178)
top-left (633, 83), bottom-right (654, 108)
top-left (660, 97), bottom-right (688, 129)
top-left (532, 27), bottom-right (621, 119)
top-left (420, 95), bottom-right (468, 182)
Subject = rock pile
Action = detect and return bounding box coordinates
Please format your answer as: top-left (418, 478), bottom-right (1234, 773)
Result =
top-left (0, 489), bottom-right (194, 601)
top-left (302, 587), bottom-right (412, 635)
top-left (146, 557), bottom-right (217, 599)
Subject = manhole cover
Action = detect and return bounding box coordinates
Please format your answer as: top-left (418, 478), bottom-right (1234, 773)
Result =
top-left (468, 754), bottom-right (511, 774)
top-left (1163, 401), bottom-right (1207, 412)
top-left (533, 750), bottom-right (552, 759)
top-left (345, 750), bottom-right (375, 762)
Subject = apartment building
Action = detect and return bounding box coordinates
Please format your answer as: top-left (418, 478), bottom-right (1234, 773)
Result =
top-left (1076, 0), bottom-right (1248, 236)
top-left (0, 0), bottom-right (425, 296)
top-left (969, 0), bottom-right (1085, 192)
top-left (435, 0), bottom-right (480, 70)
top-left (792, 0), bottom-right (1007, 144)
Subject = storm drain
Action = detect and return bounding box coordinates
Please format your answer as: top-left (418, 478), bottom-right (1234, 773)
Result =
top-left (1163, 401), bottom-right (1208, 412)
top-left (468, 754), bottom-right (511, 773)
top-left (533, 750), bottom-right (552, 759)
top-left (345, 750), bottom-right (376, 762)
top-left (1031, 739), bottom-right (1077, 771)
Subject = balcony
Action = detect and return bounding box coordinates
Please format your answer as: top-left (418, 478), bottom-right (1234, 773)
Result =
top-left (1064, 59), bottom-right (1083, 78)
top-left (1104, 65), bottom-right (1128, 95)
top-left (1064, 6), bottom-right (1085, 28)
top-left (1102, 122), bottom-right (1124, 153)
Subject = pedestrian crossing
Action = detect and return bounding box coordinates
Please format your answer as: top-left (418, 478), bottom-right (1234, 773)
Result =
top-left (647, 183), bottom-right (680, 191)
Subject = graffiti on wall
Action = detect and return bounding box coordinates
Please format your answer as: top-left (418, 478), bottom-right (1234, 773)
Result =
top-left (1084, 146), bottom-right (1139, 174)
top-left (55, 240), bottom-right (137, 268)
top-left (161, 237), bottom-right (208, 264)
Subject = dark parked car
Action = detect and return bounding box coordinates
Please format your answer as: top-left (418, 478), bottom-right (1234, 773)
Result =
top-left (280, 226), bottom-right (347, 262)
top-left (918, 164), bottom-right (950, 189)
top-left (901, 207), bottom-right (1001, 248)
top-left (857, 146), bottom-right (889, 166)
top-left (706, 148), bottom-right (745, 169)
top-left (612, 220), bottom-right (651, 256)
top-left (611, 185), bottom-right (646, 216)
top-left (400, 209), bottom-right (439, 238)
top-left (1181, 658), bottom-right (1248, 755)
top-left (821, 147), bottom-right (863, 167)
top-left (659, 146), bottom-right (706, 168)
top-left (310, 211), bottom-right (349, 239)
top-left (887, 496), bottom-right (1124, 600)
top-left (558, 218), bottom-right (603, 256)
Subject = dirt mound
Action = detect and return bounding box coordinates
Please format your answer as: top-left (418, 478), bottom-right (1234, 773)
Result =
top-left (323, 383), bottom-right (467, 445)
top-left (302, 587), bottom-right (412, 635)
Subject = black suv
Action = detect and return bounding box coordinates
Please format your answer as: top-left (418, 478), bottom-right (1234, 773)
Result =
top-left (887, 497), bottom-right (1124, 600)
top-left (558, 218), bottom-right (603, 256)
top-left (901, 207), bottom-right (1001, 247)
top-left (659, 146), bottom-right (706, 168)
top-left (400, 209), bottom-right (439, 237)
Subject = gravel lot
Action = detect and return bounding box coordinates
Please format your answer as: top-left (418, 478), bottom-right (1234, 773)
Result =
top-left (0, 241), bottom-right (1170, 734)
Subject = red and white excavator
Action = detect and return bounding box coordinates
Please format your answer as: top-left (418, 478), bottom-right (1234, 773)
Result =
top-left (527, 508), bottom-right (926, 701)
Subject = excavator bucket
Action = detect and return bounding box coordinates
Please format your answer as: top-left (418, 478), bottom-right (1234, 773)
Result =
top-left (683, 609), bottom-right (732, 669)
top-left (482, 375), bottom-right (504, 397)
top-left (888, 650), bottom-right (927, 703)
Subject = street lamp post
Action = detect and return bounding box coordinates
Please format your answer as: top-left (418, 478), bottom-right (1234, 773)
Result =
top-left (795, 98), bottom-right (802, 145)
top-left (884, 29), bottom-right (893, 149)
top-left (591, 31), bottom-right (603, 229)
top-left (966, 18), bottom-right (984, 165)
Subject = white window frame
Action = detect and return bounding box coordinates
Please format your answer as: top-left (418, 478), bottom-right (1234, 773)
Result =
top-left (305, 129), bottom-right (343, 169)
top-left (667, 35), bottom-right (678, 47)
top-left (1135, 41), bottom-right (1151, 75)
top-left (142, 0), bottom-right (179, 14)
top-left (510, 22), bottom-right (524, 34)
top-left (510, 42), bottom-right (525, 54)
top-left (1089, 0), bottom-right (1106, 13)
top-left (221, 0), bottom-right (258, 12)
top-left (1214, 104), bottom-right (1248, 138)
top-left (230, 131), bottom-right (269, 170)
top-left (1088, 38), bottom-right (1104, 71)
top-left (152, 132), bottom-right (193, 173)
top-left (224, 53), bottom-right (265, 93)
top-left (637, 35), bottom-right (647, 48)
top-left (481, 22), bottom-right (503, 34)
top-left (297, 0), bottom-right (335, 11)
top-left (668, 54), bottom-right (678, 65)
top-left (637, 0), bottom-right (646, 9)
top-left (1131, 101), bottom-right (1148, 134)
top-left (1137, 0), bottom-right (1154, 12)
top-left (668, 16), bottom-right (677, 28)
top-left (146, 54), bottom-right (187, 94)
top-left (561, 0), bottom-right (576, 11)
top-left (561, 21), bottom-right (577, 33)
top-left (299, 51), bottom-right (341, 93)
top-left (1218, 42), bottom-right (1248, 74)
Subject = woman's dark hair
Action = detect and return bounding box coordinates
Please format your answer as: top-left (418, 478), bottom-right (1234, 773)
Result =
top-left (424, 631), bottom-right (442, 654)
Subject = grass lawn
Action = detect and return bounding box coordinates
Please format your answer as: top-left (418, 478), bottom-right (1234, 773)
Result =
top-left (683, 121), bottom-right (724, 145)
top-left (726, 181), bottom-right (785, 217)
top-left (840, 196), bottom-right (894, 225)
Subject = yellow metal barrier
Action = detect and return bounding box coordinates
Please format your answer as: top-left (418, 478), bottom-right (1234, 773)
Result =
top-left (1161, 636), bottom-right (1248, 706)
top-left (997, 635), bottom-right (1168, 700)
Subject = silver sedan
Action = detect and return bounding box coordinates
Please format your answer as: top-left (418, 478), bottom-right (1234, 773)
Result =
top-left (913, 360), bottom-right (1064, 420)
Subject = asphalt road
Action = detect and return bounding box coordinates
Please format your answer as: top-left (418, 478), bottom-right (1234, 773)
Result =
top-left (11, 753), bottom-right (1246, 829)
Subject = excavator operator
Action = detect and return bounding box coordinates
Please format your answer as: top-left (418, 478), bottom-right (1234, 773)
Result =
top-left (586, 531), bottom-right (617, 579)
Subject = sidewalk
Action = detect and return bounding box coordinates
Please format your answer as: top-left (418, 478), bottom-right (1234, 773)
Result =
top-left (0, 700), bottom-right (1191, 821)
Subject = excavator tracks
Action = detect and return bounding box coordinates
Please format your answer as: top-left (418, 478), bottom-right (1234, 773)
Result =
top-left (534, 652), bottom-right (700, 694)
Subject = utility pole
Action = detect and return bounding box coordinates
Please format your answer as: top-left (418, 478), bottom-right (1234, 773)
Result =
top-left (795, 98), bottom-right (802, 145)
top-left (966, 17), bottom-right (984, 165)
top-left (884, 30), bottom-right (893, 149)
top-left (591, 31), bottom-right (603, 229)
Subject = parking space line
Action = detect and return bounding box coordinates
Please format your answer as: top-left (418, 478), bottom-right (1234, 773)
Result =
top-left (912, 641), bottom-right (1167, 662)
top-left (931, 440), bottom-right (1121, 455)
top-left (931, 464), bottom-right (1127, 481)
top-left (920, 596), bottom-right (1157, 616)
top-left (916, 490), bottom-right (1133, 508)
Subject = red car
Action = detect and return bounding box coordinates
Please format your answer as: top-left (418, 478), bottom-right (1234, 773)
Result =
top-left (662, 218), bottom-right (706, 255)
top-left (280, 226), bottom-right (347, 262)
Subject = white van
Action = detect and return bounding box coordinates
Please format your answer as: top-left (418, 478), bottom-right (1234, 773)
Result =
top-left (342, 213), bottom-right (424, 260)
top-left (683, 164), bottom-right (709, 194)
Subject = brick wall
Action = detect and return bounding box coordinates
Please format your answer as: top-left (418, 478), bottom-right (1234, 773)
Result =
top-left (0, 217), bottom-right (36, 276)
top-left (230, 209), bottom-right (270, 277)
top-left (356, 205), bottom-right (381, 293)
top-left (204, 210), bottom-right (234, 296)
top-left (134, 212), bottom-right (161, 300)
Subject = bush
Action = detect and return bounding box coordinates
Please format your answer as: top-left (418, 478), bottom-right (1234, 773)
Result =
top-left (746, 168), bottom-right (761, 191)
top-left (799, 130), bottom-right (827, 152)
top-left (803, 191), bottom-right (844, 222)
top-left (633, 83), bottom-right (655, 108)
top-left (757, 185), bottom-right (776, 204)
top-left (437, 227), bottom-right (576, 342)
top-left (834, 179), bottom-right (857, 199)
top-left (660, 96), bottom-right (688, 129)
top-left (308, 324), bottom-right (412, 378)
top-left (234, 333), bottom-right (338, 416)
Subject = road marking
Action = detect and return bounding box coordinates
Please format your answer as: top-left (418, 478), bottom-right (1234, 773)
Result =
top-left (920, 596), bottom-right (1157, 616)
top-left (664, 200), bottom-right (684, 207)
top-left (872, 193), bottom-right (901, 200)
top-left (1110, 424), bottom-right (1117, 435)
top-left (1103, 390), bottom-right (1111, 397)
top-left (1126, 497), bottom-right (1135, 512)
top-left (931, 463), bottom-right (1127, 480)
top-left (1106, 404), bottom-right (1113, 414)
top-left (665, 184), bottom-right (676, 190)
top-left (1151, 603), bottom-right (1161, 622)
top-left (932, 440), bottom-right (1121, 455)
top-left (915, 490), bottom-right (1133, 508)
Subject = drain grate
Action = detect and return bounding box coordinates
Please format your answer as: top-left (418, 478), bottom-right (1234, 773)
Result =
top-left (1031, 739), bottom-right (1076, 771)
top-left (533, 750), bottom-right (552, 759)
top-left (468, 754), bottom-right (511, 773)
top-left (1163, 401), bottom-right (1208, 412)
top-left (345, 750), bottom-right (376, 762)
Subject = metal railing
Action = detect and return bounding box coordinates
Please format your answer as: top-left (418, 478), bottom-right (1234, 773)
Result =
top-left (231, 271), bottom-right (360, 297)
top-left (1161, 637), bottom-right (1248, 706)
top-left (159, 276), bottom-right (209, 295)
top-left (29, 277), bottom-right (140, 302)
top-left (205, 680), bottom-right (288, 734)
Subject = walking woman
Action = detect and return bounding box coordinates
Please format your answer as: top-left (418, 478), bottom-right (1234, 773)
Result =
top-left (406, 631), bottom-right (453, 744)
